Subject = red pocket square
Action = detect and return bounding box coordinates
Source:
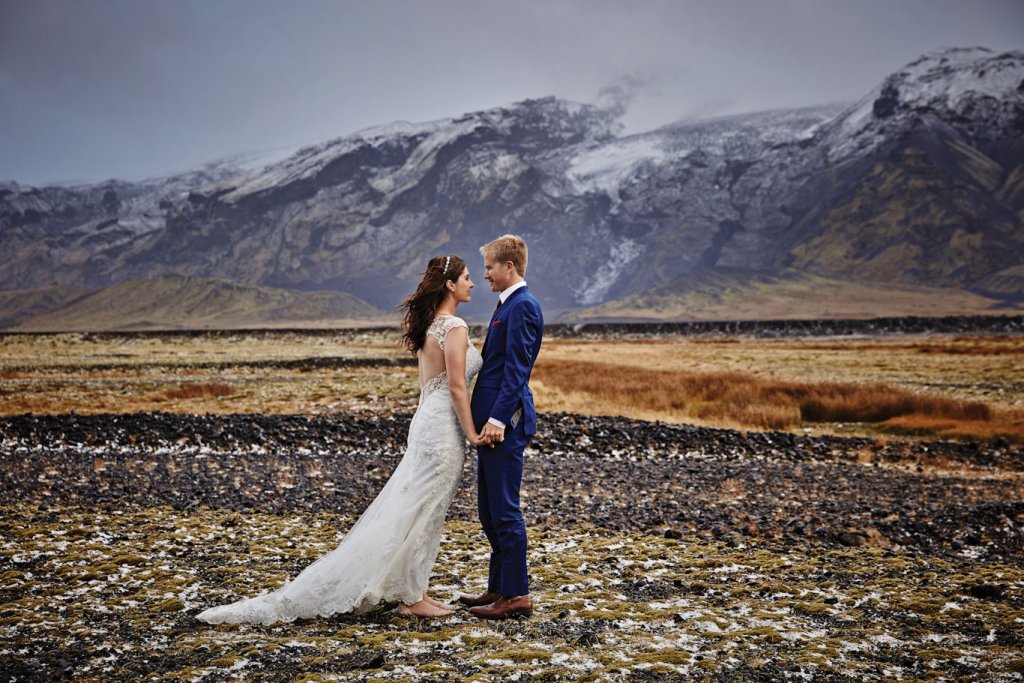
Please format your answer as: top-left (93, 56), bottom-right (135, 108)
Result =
top-left (491, 320), bottom-right (502, 327)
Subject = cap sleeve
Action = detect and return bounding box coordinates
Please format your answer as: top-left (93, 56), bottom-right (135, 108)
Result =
top-left (428, 316), bottom-right (468, 351)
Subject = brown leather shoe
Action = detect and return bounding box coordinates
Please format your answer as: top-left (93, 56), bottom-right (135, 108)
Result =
top-left (458, 590), bottom-right (501, 607)
top-left (469, 595), bottom-right (533, 620)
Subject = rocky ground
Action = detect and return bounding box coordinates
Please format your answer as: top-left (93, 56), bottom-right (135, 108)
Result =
top-left (16, 312), bottom-right (1017, 343)
top-left (545, 314), bottom-right (1024, 339)
top-left (2, 411), bottom-right (1022, 561)
top-left (1, 411), bottom-right (1023, 681)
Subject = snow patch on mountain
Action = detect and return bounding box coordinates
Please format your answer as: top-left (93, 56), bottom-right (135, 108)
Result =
top-left (354, 119), bottom-right (449, 144)
top-left (900, 47), bottom-right (1024, 105)
top-left (467, 153), bottom-right (528, 182)
top-left (567, 136), bottom-right (674, 204)
top-left (219, 137), bottom-right (365, 202)
top-left (574, 238), bottom-right (644, 305)
top-left (368, 118), bottom-right (485, 197)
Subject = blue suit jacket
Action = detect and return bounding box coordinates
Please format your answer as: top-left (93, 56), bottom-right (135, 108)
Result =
top-left (471, 285), bottom-right (544, 436)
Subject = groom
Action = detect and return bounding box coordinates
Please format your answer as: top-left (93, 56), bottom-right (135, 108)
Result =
top-left (461, 234), bottom-right (543, 620)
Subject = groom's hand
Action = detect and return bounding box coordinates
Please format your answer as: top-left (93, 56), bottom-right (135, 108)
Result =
top-left (481, 422), bottom-right (504, 447)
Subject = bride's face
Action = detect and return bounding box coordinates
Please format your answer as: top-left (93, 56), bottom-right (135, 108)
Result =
top-left (448, 267), bottom-right (474, 303)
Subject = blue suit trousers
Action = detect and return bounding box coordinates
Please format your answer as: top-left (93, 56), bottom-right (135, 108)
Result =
top-left (476, 421), bottom-right (530, 597)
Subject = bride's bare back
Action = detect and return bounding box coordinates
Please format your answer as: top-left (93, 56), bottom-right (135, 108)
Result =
top-left (418, 335), bottom-right (447, 388)
top-left (418, 315), bottom-right (469, 387)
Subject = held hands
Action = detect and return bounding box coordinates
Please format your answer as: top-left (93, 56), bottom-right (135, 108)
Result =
top-left (480, 422), bottom-right (505, 448)
top-left (467, 423), bottom-right (505, 447)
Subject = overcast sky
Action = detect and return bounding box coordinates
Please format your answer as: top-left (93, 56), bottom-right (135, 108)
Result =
top-left (1, 0), bottom-right (1022, 186)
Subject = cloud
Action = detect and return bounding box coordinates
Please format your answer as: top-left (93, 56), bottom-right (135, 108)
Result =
top-left (596, 74), bottom-right (659, 119)
top-left (1, 0), bottom-right (1022, 184)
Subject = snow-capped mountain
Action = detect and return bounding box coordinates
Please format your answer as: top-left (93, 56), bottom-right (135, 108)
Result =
top-left (1, 46), bottom-right (1022, 323)
top-left (826, 47), bottom-right (1024, 164)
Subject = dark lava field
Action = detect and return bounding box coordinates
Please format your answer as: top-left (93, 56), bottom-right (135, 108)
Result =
top-left (2, 408), bottom-right (1023, 681)
top-left (3, 410), bottom-right (1021, 564)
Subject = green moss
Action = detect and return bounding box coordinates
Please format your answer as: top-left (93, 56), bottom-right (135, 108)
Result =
top-left (154, 598), bottom-right (185, 612)
top-left (794, 601), bottom-right (832, 616)
top-left (574, 608), bottom-right (628, 620)
top-left (633, 650), bottom-right (692, 665)
top-left (903, 598), bottom-right (944, 615)
top-left (406, 629), bottom-right (463, 642)
top-left (487, 647), bottom-right (553, 663)
top-left (208, 656), bottom-right (240, 667)
top-left (734, 626), bottom-right (783, 644)
top-left (461, 634), bottom-right (506, 648)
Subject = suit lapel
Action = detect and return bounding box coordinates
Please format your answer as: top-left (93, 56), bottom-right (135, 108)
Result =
top-left (482, 287), bottom-right (526, 357)
top-left (482, 299), bottom-right (501, 356)
top-left (503, 286), bottom-right (527, 307)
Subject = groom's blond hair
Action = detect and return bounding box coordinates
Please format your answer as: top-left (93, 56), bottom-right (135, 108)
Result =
top-left (480, 234), bottom-right (528, 276)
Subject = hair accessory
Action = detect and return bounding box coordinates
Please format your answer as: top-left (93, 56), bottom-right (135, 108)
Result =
top-left (442, 255), bottom-right (451, 275)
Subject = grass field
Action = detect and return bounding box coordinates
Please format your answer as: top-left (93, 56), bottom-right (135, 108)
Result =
top-left (2, 330), bottom-right (1021, 442)
top-left (534, 335), bottom-right (1024, 442)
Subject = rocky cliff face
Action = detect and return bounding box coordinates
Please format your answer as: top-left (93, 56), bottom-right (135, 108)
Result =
top-left (2, 47), bottom-right (1021, 320)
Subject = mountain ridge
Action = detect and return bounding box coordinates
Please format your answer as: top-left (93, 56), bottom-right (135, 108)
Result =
top-left (2, 46), bottom-right (1022, 327)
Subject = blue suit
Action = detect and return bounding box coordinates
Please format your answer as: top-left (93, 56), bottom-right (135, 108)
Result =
top-left (470, 285), bottom-right (543, 598)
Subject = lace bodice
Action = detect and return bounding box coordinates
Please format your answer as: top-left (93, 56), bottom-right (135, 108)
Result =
top-left (421, 315), bottom-right (483, 398)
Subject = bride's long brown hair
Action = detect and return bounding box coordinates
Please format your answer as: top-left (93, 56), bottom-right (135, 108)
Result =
top-left (398, 255), bottom-right (467, 353)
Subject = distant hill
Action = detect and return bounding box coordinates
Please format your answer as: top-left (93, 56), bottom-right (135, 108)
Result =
top-left (0, 284), bottom-right (87, 329)
top-left (562, 268), bottom-right (1023, 322)
top-left (2, 46), bottom-right (1021, 326)
top-left (3, 276), bottom-right (387, 331)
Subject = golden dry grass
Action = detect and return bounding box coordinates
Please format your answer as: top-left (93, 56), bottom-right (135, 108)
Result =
top-left (776, 339), bottom-right (1024, 355)
top-left (537, 335), bottom-right (1024, 408)
top-left (2, 330), bottom-right (1023, 442)
top-left (0, 330), bottom-right (417, 416)
top-left (158, 383), bottom-right (235, 401)
top-left (532, 357), bottom-right (1021, 440)
top-left (881, 414), bottom-right (1024, 442)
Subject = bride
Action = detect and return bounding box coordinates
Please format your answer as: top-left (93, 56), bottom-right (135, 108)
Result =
top-left (196, 255), bottom-right (484, 624)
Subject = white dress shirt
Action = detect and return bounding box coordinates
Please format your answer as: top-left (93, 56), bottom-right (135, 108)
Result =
top-left (498, 280), bottom-right (527, 304)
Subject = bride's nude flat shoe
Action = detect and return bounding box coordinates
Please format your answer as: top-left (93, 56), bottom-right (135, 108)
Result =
top-left (422, 595), bottom-right (456, 611)
top-left (397, 602), bottom-right (455, 619)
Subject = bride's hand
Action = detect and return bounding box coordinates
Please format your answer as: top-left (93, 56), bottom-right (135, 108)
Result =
top-left (468, 432), bottom-right (488, 447)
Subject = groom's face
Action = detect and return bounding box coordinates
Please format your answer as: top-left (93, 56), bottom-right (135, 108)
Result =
top-left (483, 251), bottom-right (514, 293)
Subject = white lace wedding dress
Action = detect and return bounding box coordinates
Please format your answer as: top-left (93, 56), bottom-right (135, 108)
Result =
top-left (196, 315), bottom-right (482, 625)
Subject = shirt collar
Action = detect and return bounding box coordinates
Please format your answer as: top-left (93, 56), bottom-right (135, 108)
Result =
top-left (498, 280), bottom-right (527, 304)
